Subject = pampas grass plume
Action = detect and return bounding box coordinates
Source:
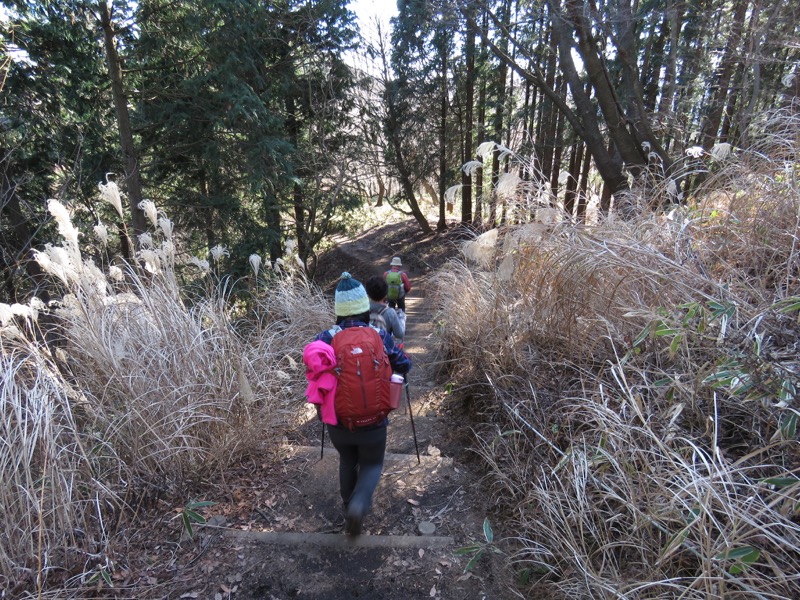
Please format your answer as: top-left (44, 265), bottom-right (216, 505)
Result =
top-left (94, 222), bottom-right (109, 246)
top-left (47, 199), bottom-right (81, 252)
top-left (711, 142), bottom-right (733, 161)
top-left (686, 146), bottom-right (704, 158)
top-left (138, 200), bottom-right (159, 228)
top-left (476, 141), bottom-right (497, 160)
top-left (138, 232), bottom-right (154, 248)
top-left (462, 160), bottom-right (483, 176)
top-left (138, 249), bottom-right (161, 273)
top-left (188, 256), bottom-right (210, 273)
top-left (109, 265), bottom-right (124, 282)
top-left (249, 254), bottom-right (262, 279)
top-left (98, 176), bottom-right (124, 219)
top-left (462, 228), bottom-right (498, 269)
top-left (158, 217), bottom-right (173, 239)
top-left (496, 172), bottom-right (521, 198)
top-left (210, 245), bottom-right (229, 262)
top-left (445, 184), bottom-right (462, 203)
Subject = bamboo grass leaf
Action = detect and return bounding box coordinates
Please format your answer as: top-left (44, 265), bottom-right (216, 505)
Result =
top-left (483, 518), bottom-right (494, 543)
top-left (464, 548), bottom-right (485, 572)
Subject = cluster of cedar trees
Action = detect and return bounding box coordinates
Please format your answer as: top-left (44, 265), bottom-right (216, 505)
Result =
top-left (2, 0), bottom-right (798, 303)
top-left (387, 0), bottom-right (799, 233)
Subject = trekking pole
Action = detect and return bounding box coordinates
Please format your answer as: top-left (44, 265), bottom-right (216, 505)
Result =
top-left (320, 420), bottom-right (325, 459)
top-left (404, 377), bottom-right (421, 464)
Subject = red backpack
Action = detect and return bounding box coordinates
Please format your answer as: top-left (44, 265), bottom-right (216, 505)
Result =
top-left (331, 326), bottom-right (394, 430)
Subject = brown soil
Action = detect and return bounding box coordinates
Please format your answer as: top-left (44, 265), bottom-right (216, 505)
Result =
top-left (102, 219), bottom-right (523, 600)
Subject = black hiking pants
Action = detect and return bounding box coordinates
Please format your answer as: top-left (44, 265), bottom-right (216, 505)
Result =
top-left (388, 297), bottom-right (406, 311)
top-left (326, 424), bottom-right (387, 518)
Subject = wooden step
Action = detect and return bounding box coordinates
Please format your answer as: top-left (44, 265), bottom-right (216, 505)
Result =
top-left (223, 528), bottom-right (454, 549)
top-left (285, 445), bottom-right (452, 466)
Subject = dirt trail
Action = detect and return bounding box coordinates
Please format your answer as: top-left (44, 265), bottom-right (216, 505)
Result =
top-left (153, 222), bottom-right (512, 600)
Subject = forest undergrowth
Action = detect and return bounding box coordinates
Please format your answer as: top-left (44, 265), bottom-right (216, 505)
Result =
top-left (0, 206), bottom-right (336, 595)
top-left (430, 106), bottom-right (800, 598)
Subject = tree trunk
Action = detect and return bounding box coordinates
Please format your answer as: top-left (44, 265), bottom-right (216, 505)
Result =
top-left (657, 0), bottom-right (682, 118)
top-left (736, 0), bottom-right (784, 146)
top-left (0, 161), bottom-right (51, 304)
top-left (461, 4), bottom-right (476, 224)
top-left (437, 32), bottom-right (448, 232)
top-left (284, 92), bottom-right (310, 263)
top-left (474, 9), bottom-right (489, 227)
top-left (100, 1), bottom-right (147, 239)
top-left (376, 174), bottom-right (385, 207)
top-left (489, 0), bottom-right (512, 229)
top-left (546, 2), bottom-right (630, 197)
top-left (549, 91), bottom-right (565, 203)
top-left (640, 11), bottom-right (669, 113)
top-left (472, 2), bottom-right (631, 201)
top-left (563, 0), bottom-right (648, 175)
top-left (537, 28), bottom-right (558, 188)
top-left (700, 0), bottom-right (749, 149)
top-left (576, 142), bottom-right (591, 223)
top-left (564, 142), bottom-right (582, 217)
top-left (378, 34), bottom-right (432, 234)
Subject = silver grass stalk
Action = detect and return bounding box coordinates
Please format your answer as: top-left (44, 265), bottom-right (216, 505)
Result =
top-left (461, 228), bottom-right (499, 270)
top-left (711, 142), bottom-right (733, 161)
top-left (138, 248), bottom-right (161, 273)
top-left (686, 146), bottom-right (704, 158)
top-left (0, 303), bottom-right (12, 326)
top-left (47, 199), bottom-right (81, 265)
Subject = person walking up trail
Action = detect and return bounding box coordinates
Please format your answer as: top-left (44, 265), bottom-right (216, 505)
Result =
top-left (384, 256), bottom-right (411, 313)
top-left (303, 272), bottom-right (411, 536)
top-left (365, 275), bottom-right (406, 347)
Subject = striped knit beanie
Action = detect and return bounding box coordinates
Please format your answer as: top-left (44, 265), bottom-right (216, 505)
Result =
top-left (335, 272), bottom-right (370, 317)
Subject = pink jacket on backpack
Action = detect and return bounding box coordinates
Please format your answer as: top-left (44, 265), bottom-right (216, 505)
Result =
top-left (303, 340), bottom-right (338, 425)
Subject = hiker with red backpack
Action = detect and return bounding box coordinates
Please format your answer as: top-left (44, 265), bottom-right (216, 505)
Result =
top-left (384, 257), bottom-right (411, 314)
top-left (305, 272), bottom-right (411, 536)
top-left (365, 275), bottom-right (405, 347)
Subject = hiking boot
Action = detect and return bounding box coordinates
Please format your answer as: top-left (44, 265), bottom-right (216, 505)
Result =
top-left (344, 499), bottom-right (366, 536)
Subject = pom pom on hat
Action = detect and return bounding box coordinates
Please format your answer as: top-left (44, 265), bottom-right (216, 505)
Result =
top-left (335, 272), bottom-right (370, 317)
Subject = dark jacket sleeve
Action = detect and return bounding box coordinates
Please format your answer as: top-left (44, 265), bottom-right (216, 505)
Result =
top-left (380, 329), bottom-right (411, 374)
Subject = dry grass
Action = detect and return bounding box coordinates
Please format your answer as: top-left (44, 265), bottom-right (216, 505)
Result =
top-left (0, 336), bottom-right (104, 595)
top-left (0, 210), bottom-right (328, 594)
top-left (432, 109), bottom-right (800, 598)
